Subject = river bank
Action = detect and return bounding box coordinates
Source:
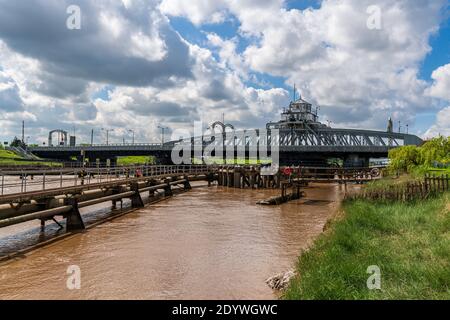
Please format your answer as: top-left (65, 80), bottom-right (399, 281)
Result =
top-left (284, 192), bottom-right (450, 299)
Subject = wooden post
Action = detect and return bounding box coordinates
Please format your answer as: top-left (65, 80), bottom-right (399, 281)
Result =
top-left (164, 180), bottom-right (173, 197)
top-left (184, 177), bottom-right (192, 190)
top-left (65, 198), bottom-right (86, 232)
top-left (130, 183), bottom-right (144, 208)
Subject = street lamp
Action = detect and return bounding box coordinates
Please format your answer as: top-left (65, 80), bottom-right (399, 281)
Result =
top-left (128, 129), bottom-right (135, 145)
top-left (158, 125), bottom-right (169, 145)
top-left (26, 136), bottom-right (31, 151)
top-left (101, 128), bottom-right (114, 145)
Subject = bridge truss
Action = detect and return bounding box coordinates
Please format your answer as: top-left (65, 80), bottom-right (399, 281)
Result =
top-left (188, 128), bottom-right (421, 152)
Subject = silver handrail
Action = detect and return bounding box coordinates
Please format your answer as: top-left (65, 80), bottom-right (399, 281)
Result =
top-left (0, 165), bottom-right (215, 196)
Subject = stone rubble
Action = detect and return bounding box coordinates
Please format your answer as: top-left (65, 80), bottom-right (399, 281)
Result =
top-left (266, 270), bottom-right (296, 290)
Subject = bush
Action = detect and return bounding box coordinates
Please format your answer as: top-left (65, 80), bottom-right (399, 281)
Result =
top-left (418, 136), bottom-right (450, 165)
top-left (388, 136), bottom-right (450, 173)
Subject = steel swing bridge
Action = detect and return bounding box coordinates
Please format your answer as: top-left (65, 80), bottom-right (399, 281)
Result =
top-left (28, 97), bottom-right (422, 165)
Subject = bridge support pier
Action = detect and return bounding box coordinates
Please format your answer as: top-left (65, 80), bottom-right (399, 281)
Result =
top-left (111, 187), bottom-right (124, 209)
top-left (112, 199), bottom-right (123, 210)
top-left (206, 173), bottom-right (215, 187)
top-left (183, 177), bottom-right (192, 190)
top-left (130, 183), bottom-right (144, 208)
top-left (234, 170), bottom-right (242, 188)
top-left (164, 180), bottom-right (173, 197)
top-left (65, 199), bottom-right (86, 232)
top-left (344, 154), bottom-right (370, 168)
top-left (36, 198), bottom-right (53, 231)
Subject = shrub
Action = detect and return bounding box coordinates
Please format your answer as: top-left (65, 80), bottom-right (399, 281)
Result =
top-left (388, 136), bottom-right (450, 173)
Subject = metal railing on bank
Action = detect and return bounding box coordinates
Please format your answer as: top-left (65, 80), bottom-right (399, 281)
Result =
top-left (0, 165), bottom-right (214, 196)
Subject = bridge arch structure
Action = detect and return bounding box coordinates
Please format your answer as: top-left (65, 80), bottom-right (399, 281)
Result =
top-left (48, 130), bottom-right (68, 147)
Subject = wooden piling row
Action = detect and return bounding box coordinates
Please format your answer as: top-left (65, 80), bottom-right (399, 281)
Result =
top-left (217, 166), bottom-right (282, 189)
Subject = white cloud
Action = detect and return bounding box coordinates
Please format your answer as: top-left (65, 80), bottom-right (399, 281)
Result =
top-left (0, 70), bottom-right (24, 111)
top-left (0, 0), bottom-right (448, 144)
top-left (159, 0), bottom-right (228, 25)
top-left (427, 63), bottom-right (450, 101)
top-left (240, 0), bottom-right (445, 129)
top-left (424, 63), bottom-right (450, 138)
top-left (163, 0), bottom-right (447, 131)
top-left (425, 106), bottom-right (450, 137)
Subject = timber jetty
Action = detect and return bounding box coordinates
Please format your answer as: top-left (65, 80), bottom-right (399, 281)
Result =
top-left (0, 165), bottom-right (214, 232)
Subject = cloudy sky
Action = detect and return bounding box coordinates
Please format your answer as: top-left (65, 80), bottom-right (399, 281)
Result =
top-left (0, 0), bottom-right (449, 145)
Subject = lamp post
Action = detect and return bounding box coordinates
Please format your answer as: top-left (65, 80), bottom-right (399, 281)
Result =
top-left (101, 128), bottom-right (114, 145)
top-left (128, 129), bottom-right (135, 145)
top-left (26, 136), bottom-right (31, 151)
top-left (158, 125), bottom-right (169, 145)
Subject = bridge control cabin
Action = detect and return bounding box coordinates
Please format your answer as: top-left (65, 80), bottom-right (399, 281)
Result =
top-left (264, 95), bottom-right (423, 167)
top-left (267, 97), bottom-right (327, 130)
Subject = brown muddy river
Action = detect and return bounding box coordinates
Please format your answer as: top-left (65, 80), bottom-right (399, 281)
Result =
top-left (0, 183), bottom-right (348, 299)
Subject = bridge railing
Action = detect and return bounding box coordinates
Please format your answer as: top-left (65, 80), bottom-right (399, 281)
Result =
top-left (28, 142), bottom-right (174, 150)
top-left (0, 165), bottom-right (215, 196)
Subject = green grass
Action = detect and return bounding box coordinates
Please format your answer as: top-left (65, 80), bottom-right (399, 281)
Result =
top-left (117, 156), bottom-right (155, 165)
top-left (427, 167), bottom-right (450, 175)
top-left (398, 165), bottom-right (450, 177)
top-left (0, 159), bottom-right (62, 167)
top-left (0, 149), bottom-right (21, 159)
top-left (284, 193), bottom-right (450, 300)
top-left (363, 174), bottom-right (421, 193)
top-left (0, 149), bottom-right (61, 167)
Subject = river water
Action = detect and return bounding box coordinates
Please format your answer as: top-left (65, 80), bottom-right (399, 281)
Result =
top-left (0, 183), bottom-right (348, 299)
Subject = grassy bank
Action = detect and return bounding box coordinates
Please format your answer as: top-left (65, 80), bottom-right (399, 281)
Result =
top-left (0, 149), bottom-right (20, 159)
top-left (284, 193), bottom-right (449, 300)
top-left (117, 156), bottom-right (155, 165)
top-left (0, 149), bottom-right (61, 167)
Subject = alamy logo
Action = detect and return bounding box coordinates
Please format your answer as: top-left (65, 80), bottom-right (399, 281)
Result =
top-left (366, 5), bottom-right (382, 30)
top-left (66, 5), bottom-right (81, 30)
top-left (366, 265), bottom-right (381, 290)
top-left (66, 265), bottom-right (81, 290)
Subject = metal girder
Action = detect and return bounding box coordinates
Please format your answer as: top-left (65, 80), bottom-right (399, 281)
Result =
top-left (29, 127), bottom-right (422, 159)
top-left (198, 127), bottom-right (418, 154)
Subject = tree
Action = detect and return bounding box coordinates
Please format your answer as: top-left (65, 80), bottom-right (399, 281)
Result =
top-left (388, 136), bottom-right (450, 172)
top-left (10, 136), bottom-right (26, 149)
top-left (419, 136), bottom-right (450, 165)
top-left (388, 145), bottom-right (420, 172)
